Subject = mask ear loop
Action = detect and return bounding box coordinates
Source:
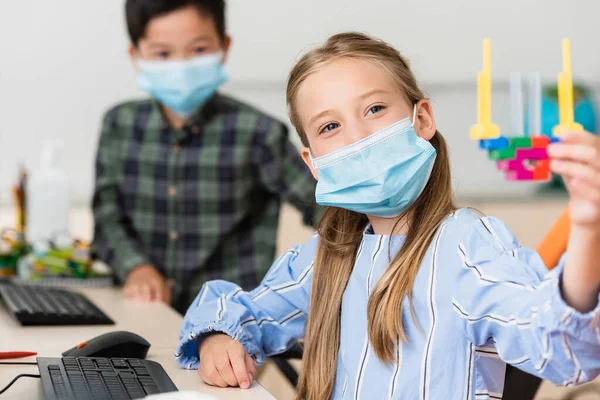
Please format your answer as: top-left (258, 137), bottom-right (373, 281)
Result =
top-left (308, 152), bottom-right (316, 169)
top-left (410, 104), bottom-right (418, 127)
top-left (135, 51), bottom-right (144, 68)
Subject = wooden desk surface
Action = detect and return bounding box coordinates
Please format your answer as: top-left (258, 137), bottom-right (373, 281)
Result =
top-left (0, 287), bottom-right (275, 399)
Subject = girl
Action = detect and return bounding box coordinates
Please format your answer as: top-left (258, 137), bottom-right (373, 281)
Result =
top-left (176, 32), bottom-right (600, 399)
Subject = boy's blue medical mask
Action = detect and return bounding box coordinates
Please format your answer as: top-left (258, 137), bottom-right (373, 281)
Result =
top-left (136, 52), bottom-right (228, 117)
top-left (310, 106), bottom-right (437, 218)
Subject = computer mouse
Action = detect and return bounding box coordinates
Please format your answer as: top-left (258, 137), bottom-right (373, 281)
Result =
top-left (62, 331), bottom-right (151, 359)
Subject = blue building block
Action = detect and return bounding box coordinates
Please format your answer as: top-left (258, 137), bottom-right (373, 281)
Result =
top-left (550, 137), bottom-right (561, 143)
top-left (479, 136), bottom-right (510, 150)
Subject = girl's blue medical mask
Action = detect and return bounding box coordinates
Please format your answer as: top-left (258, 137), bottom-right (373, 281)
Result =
top-left (136, 52), bottom-right (228, 117)
top-left (310, 106), bottom-right (437, 218)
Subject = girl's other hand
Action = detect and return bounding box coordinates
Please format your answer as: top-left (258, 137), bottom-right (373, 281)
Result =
top-left (198, 333), bottom-right (256, 389)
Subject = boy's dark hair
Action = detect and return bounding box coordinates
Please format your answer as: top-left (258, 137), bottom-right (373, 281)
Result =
top-left (125, 0), bottom-right (226, 45)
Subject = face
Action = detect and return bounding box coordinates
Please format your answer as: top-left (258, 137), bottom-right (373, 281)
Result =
top-left (129, 5), bottom-right (231, 62)
top-left (296, 58), bottom-right (437, 179)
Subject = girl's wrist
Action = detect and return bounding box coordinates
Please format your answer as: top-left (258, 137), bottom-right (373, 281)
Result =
top-left (562, 224), bottom-right (600, 312)
top-left (570, 223), bottom-right (600, 240)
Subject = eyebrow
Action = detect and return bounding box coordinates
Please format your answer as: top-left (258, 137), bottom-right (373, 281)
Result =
top-left (147, 42), bottom-right (172, 49)
top-left (307, 89), bottom-right (390, 127)
top-left (189, 35), bottom-right (213, 43)
top-left (146, 36), bottom-right (213, 49)
top-left (308, 109), bottom-right (334, 128)
top-left (359, 89), bottom-right (389, 100)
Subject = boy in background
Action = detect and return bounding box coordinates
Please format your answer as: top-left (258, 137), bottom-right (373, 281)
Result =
top-left (92, 0), bottom-right (318, 312)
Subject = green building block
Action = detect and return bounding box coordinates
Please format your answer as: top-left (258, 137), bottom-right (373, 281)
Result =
top-left (509, 137), bottom-right (532, 149)
top-left (488, 148), bottom-right (516, 160)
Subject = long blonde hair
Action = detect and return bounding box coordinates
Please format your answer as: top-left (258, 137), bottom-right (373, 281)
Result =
top-left (286, 32), bottom-right (457, 400)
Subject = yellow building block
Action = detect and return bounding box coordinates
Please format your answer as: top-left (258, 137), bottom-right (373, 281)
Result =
top-left (552, 39), bottom-right (583, 136)
top-left (470, 39), bottom-right (500, 140)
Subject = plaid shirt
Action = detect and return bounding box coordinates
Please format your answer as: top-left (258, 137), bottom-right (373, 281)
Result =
top-left (92, 94), bottom-right (318, 306)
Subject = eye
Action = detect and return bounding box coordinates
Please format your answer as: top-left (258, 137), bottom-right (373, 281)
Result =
top-left (366, 105), bottom-right (386, 115)
top-left (320, 122), bottom-right (340, 134)
top-left (194, 47), bottom-right (207, 54)
top-left (156, 51), bottom-right (170, 59)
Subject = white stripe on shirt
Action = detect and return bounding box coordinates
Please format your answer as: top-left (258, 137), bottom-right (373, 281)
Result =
top-left (355, 236), bottom-right (384, 400)
top-left (388, 337), bottom-right (402, 399)
top-left (480, 217), bottom-right (509, 254)
top-left (252, 262), bottom-right (314, 302)
top-left (240, 308), bottom-right (304, 329)
top-left (251, 286), bottom-right (269, 301)
top-left (505, 355), bottom-right (530, 366)
top-left (464, 343), bottom-right (474, 400)
top-left (534, 330), bottom-right (552, 373)
top-left (197, 285), bottom-right (209, 306)
top-left (272, 262), bottom-right (314, 294)
top-left (421, 222), bottom-right (448, 400)
top-left (452, 299), bottom-right (533, 328)
top-left (561, 332), bottom-right (584, 386)
top-left (366, 237), bottom-right (384, 294)
top-left (264, 248), bottom-right (300, 280)
top-left (341, 350), bottom-right (348, 400)
top-left (458, 244), bottom-right (536, 291)
top-left (216, 294), bottom-right (226, 320)
top-left (226, 288), bottom-right (243, 300)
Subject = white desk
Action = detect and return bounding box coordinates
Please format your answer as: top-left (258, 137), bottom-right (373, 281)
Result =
top-left (0, 288), bottom-right (275, 399)
top-left (0, 289), bottom-right (184, 352)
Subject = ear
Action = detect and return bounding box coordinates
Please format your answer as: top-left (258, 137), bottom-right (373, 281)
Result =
top-left (128, 44), bottom-right (140, 73)
top-left (221, 35), bottom-right (232, 64)
top-left (300, 147), bottom-right (319, 180)
top-left (414, 99), bottom-right (436, 141)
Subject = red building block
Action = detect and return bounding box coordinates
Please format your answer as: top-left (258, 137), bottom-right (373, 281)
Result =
top-left (531, 136), bottom-right (550, 149)
top-left (533, 160), bottom-right (551, 181)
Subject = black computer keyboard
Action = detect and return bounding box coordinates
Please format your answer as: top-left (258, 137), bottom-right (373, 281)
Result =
top-left (0, 283), bottom-right (114, 326)
top-left (38, 357), bottom-right (178, 399)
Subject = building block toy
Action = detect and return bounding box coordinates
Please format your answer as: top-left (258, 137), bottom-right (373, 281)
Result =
top-left (496, 148), bottom-right (548, 181)
top-left (488, 148), bottom-right (516, 161)
top-left (470, 39), bottom-right (501, 140)
top-left (531, 136), bottom-right (550, 148)
top-left (516, 148), bottom-right (548, 161)
top-left (533, 160), bottom-right (551, 181)
top-left (479, 137), bottom-right (509, 150)
top-left (471, 38), bottom-right (581, 182)
top-left (496, 160), bottom-right (512, 171)
top-left (506, 169), bottom-right (533, 181)
top-left (509, 137), bottom-right (532, 149)
top-left (496, 159), bottom-right (524, 172)
top-left (552, 40), bottom-right (583, 136)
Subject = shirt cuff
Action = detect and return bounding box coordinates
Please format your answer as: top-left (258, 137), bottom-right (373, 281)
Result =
top-left (175, 320), bottom-right (262, 370)
top-left (544, 269), bottom-right (600, 343)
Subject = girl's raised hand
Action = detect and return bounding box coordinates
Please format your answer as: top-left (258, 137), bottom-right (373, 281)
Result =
top-left (548, 130), bottom-right (600, 227)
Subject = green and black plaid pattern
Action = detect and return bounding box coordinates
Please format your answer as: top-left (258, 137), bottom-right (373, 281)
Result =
top-left (92, 94), bottom-right (318, 303)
